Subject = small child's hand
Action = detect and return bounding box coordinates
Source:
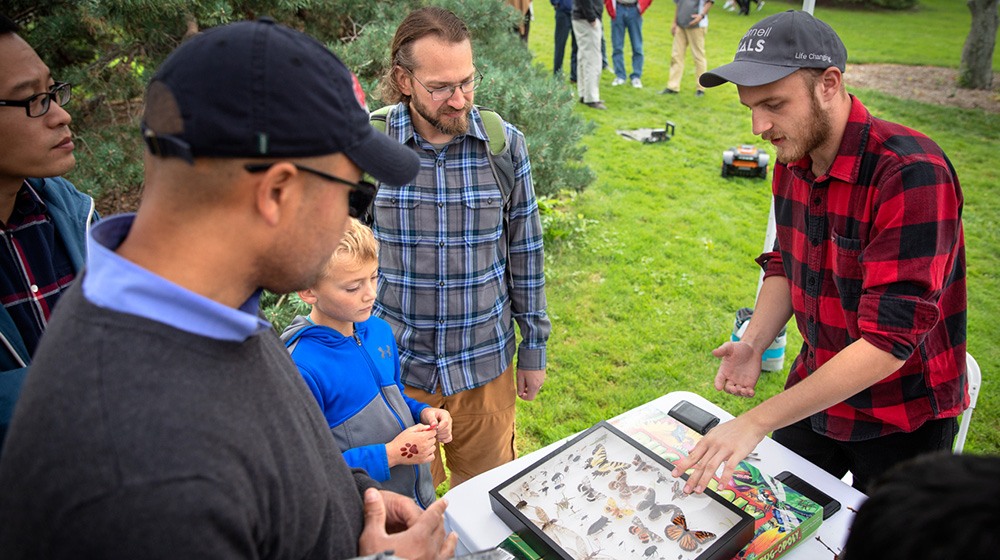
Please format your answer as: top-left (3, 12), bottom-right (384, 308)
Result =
top-left (420, 408), bottom-right (453, 444)
top-left (386, 424), bottom-right (437, 467)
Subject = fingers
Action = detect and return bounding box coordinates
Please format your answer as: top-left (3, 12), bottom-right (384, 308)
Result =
top-left (412, 498), bottom-right (448, 543)
top-left (362, 487), bottom-right (387, 535)
top-left (717, 457), bottom-right (740, 490)
top-left (381, 490), bottom-right (422, 530)
top-left (687, 449), bottom-right (726, 493)
top-left (416, 499), bottom-right (452, 560)
top-left (438, 532), bottom-right (458, 560)
top-left (437, 425), bottom-right (453, 444)
top-left (517, 370), bottom-right (545, 401)
top-left (711, 342), bottom-right (733, 358)
top-left (436, 412), bottom-right (453, 443)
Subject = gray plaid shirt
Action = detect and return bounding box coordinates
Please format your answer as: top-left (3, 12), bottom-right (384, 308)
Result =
top-left (371, 104), bottom-right (550, 396)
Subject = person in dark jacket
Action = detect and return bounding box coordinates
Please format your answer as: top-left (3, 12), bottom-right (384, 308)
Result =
top-left (0, 18), bottom-right (455, 559)
top-left (551, 0), bottom-right (578, 81)
top-left (0, 14), bottom-right (97, 451)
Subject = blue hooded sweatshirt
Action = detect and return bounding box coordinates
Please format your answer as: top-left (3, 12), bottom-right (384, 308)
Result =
top-left (280, 315), bottom-right (435, 507)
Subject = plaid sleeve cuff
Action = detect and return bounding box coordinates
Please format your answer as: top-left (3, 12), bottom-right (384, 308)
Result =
top-left (517, 346), bottom-right (547, 370)
top-left (858, 293), bottom-right (941, 360)
top-left (756, 250), bottom-right (785, 279)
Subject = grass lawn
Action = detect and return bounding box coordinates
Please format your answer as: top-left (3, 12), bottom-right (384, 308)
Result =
top-left (512, 0), bottom-right (1000, 459)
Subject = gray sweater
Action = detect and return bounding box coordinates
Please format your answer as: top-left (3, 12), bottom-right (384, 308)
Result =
top-left (0, 282), bottom-right (377, 559)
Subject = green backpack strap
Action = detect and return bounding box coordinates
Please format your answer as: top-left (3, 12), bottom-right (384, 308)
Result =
top-left (369, 105), bottom-right (394, 134)
top-left (475, 107), bottom-right (515, 209)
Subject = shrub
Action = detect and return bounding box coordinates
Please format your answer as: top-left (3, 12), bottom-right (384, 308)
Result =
top-left (337, 0), bottom-right (596, 198)
top-left (18, 0), bottom-right (594, 211)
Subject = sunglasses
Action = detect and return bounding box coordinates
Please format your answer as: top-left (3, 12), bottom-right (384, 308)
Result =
top-left (244, 163), bottom-right (376, 219)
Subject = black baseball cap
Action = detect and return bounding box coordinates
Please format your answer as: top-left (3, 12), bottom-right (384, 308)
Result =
top-left (700, 10), bottom-right (847, 88)
top-left (141, 18), bottom-right (419, 186)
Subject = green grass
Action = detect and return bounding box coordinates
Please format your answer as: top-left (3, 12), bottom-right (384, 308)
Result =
top-left (514, 1), bottom-right (1000, 457)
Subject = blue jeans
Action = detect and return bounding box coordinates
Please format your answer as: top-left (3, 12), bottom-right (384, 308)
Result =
top-left (611, 4), bottom-right (644, 80)
top-left (553, 8), bottom-right (578, 81)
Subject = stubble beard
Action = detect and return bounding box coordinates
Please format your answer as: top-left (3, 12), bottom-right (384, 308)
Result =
top-left (771, 89), bottom-right (832, 164)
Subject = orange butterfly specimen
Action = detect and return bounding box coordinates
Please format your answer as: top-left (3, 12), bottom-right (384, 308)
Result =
top-left (665, 513), bottom-right (717, 552)
top-left (586, 444), bottom-right (631, 476)
top-left (629, 516), bottom-right (663, 544)
top-left (603, 497), bottom-right (635, 520)
top-left (608, 470), bottom-right (647, 500)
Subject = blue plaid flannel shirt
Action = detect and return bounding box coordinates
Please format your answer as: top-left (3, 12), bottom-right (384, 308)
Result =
top-left (371, 104), bottom-right (550, 396)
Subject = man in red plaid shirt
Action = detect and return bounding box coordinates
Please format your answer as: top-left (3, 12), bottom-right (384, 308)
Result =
top-left (673, 11), bottom-right (967, 494)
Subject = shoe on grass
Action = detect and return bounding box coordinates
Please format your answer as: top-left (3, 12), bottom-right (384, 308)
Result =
top-left (631, 77), bottom-right (643, 88)
top-left (660, 88), bottom-right (679, 95)
top-left (611, 77), bottom-right (626, 86)
top-left (695, 90), bottom-right (705, 97)
top-left (584, 101), bottom-right (607, 110)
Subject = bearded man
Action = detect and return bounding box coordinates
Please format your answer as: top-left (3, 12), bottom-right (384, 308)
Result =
top-left (370, 7), bottom-right (550, 488)
top-left (672, 10), bottom-right (967, 495)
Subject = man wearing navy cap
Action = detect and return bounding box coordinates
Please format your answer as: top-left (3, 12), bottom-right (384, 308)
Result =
top-left (0, 19), bottom-right (455, 559)
top-left (672, 11), bottom-right (967, 495)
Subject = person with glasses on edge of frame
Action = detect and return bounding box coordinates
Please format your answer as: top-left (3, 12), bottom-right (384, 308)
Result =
top-left (371, 6), bottom-right (550, 490)
top-left (0, 13), bottom-right (98, 454)
top-left (0, 17), bottom-right (456, 559)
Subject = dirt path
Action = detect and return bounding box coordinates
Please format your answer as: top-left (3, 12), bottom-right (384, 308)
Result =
top-left (844, 63), bottom-right (1000, 114)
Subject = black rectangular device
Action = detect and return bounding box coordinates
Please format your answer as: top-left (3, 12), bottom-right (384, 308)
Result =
top-left (668, 400), bottom-right (721, 435)
top-left (775, 470), bottom-right (842, 520)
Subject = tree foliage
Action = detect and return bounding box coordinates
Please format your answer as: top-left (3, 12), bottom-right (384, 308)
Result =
top-left (9, 0), bottom-right (594, 211)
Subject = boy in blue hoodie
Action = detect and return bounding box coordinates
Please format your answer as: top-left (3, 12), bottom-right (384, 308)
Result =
top-left (281, 219), bottom-right (452, 507)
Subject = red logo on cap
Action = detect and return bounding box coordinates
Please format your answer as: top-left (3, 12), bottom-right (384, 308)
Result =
top-left (351, 73), bottom-right (368, 112)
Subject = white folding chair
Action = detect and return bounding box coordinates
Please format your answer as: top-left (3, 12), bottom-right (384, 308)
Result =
top-left (953, 352), bottom-right (982, 453)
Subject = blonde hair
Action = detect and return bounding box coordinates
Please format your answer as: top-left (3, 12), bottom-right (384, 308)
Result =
top-left (323, 218), bottom-right (379, 275)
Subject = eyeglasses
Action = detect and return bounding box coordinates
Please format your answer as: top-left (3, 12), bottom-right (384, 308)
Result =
top-left (244, 163), bottom-right (376, 219)
top-left (404, 68), bottom-right (482, 101)
top-left (0, 82), bottom-right (73, 118)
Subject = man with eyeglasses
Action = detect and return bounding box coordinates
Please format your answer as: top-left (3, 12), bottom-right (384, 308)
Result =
top-left (0, 14), bottom-right (97, 453)
top-left (0, 18), bottom-right (457, 559)
top-left (372, 6), bottom-right (550, 489)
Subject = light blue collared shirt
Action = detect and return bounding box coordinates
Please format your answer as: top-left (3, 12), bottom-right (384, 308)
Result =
top-left (82, 214), bottom-right (271, 342)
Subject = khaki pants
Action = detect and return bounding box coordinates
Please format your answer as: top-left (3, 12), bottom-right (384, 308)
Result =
top-left (668, 26), bottom-right (707, 92)
top-left (405, 365), bottom-right (517, 488)
top-left (572, 18), bottom-right (603, 104)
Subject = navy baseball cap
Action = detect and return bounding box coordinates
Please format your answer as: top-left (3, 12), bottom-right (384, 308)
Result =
top-left (142, 18), bottom-right (419, 186)
top-left (700, 10), bottom-right (847, 88)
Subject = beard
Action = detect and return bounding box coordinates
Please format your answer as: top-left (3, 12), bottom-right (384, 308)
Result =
top-left (410, 93), bottom-right (472, 137)
top-left (766, 88), bottom-right (831, 164)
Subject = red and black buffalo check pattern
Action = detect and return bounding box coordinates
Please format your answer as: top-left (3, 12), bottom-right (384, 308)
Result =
top-left (759, 96), bottom-right (968, 442)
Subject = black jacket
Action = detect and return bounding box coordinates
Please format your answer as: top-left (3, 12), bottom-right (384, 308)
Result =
top-left (572, 0), bottom-right (603, 22)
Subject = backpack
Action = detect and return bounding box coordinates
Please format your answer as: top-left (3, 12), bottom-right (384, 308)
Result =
top-left (368, 104), bottom-right (515, 208)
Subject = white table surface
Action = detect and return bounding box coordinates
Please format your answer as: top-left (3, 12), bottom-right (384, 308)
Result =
top-left (443, 391), bottom-right (865, 559)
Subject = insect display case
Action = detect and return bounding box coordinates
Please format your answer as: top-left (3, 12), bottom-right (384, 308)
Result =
top-left (489, 422), bottom-right (754, 560)
top-left (610, 402), bottom-right (824, 560)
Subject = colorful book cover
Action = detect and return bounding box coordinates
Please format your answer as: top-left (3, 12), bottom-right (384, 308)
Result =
top-left (609, 405), bottom-right (824, 560)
